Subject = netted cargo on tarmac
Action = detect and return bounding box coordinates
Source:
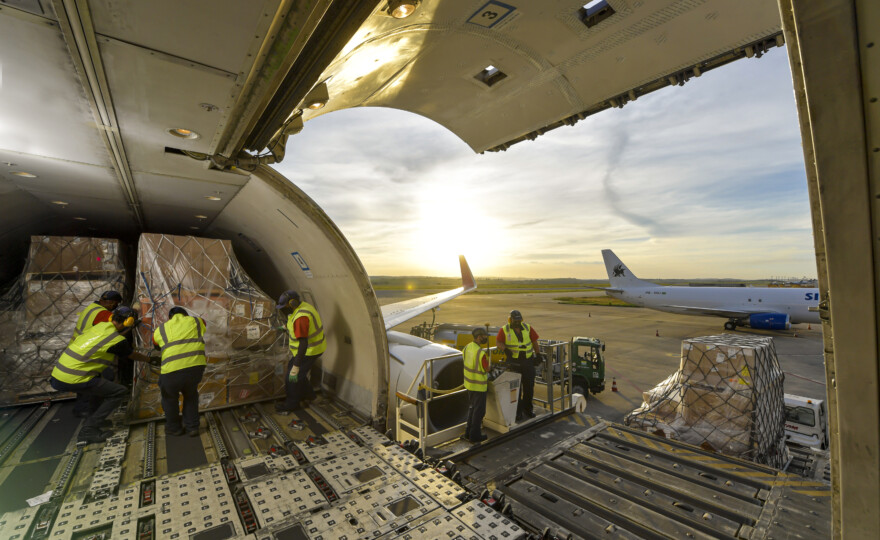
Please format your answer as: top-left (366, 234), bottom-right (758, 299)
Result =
top-left (131, 234), bottom-right (288, 420)
top-left (0, 236), bottom-right (127, 405)
top-left (625, 334), bottom-right (787, 468)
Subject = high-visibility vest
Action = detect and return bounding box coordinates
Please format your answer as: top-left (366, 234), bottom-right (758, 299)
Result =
top-left (73, 302), bottom-right (108, 339)
top-left (502, 322), bottom-right (535, 359)
top-left (287, 302), bottom-right (326, 356)
top-left (463, 342), bottom-right (489, 392)
top-left (153, 314), bottom-right (207, 374)
top-left (52, 322), bottom-right (124, 384)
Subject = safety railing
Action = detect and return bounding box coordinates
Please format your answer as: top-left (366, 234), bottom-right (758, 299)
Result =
top-left (534, 339), bottom-right (575, 414)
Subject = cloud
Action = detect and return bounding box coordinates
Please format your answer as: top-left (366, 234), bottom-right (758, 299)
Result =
top-left (273, 49), bottom-right (816, 279)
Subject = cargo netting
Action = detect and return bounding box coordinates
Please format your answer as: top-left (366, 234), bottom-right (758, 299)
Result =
top-left (131, 234), bottom-right (288, 421)
top-left (624, 334), bottom-right (787, 468)
top-left (0, 236), bottom-right (127, 406)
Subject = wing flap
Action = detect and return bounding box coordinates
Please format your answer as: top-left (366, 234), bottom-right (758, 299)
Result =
top-left (380, 255), bottom-right (476, 330)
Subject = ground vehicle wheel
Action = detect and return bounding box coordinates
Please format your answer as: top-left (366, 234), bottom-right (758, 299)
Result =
top-left (724, 321), bottom-right (736, 331)
top-left (572, 380), bottom-right (587, 397)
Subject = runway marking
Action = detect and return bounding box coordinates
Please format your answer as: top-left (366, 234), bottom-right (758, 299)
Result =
top-left (784, 371), bottom-right (826, 386)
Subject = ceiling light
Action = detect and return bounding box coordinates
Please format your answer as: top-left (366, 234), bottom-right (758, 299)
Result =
top-left (51, 201), bottom-right (68, 206)
top-left (11, 171), bottom-right (36, 178)
top-left (168, 128), bottom-right (200, 139)
top-left (194, 214), bottom-right (207, 219)
top-left (74, 217), bottom-right (87, 221)
top-left (301, 82), bottom-right (329, 111)
top-left (204, 196), bottom-right (222, 201)
top-left (189, 226), bottom-right (200, 230)
top-left (388, 0), bottom-right (418, 18)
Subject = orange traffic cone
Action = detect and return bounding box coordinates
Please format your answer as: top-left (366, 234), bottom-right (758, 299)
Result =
top-left (808, 323), bottom-right (811, 330)
top-left (655, 329), bottom-right (659, 337)
top-left (611, 378), bottom-right (618, 392)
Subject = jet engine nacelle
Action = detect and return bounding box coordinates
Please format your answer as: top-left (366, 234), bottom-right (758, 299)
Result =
top-left (749, 313), bottom-right (791, 330)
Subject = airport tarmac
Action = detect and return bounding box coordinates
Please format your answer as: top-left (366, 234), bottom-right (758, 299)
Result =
top-left (385, 291), bottom-right (826, 424)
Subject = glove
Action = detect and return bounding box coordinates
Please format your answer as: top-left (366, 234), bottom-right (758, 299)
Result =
top-left (288, 364), bottom-right (300, 382)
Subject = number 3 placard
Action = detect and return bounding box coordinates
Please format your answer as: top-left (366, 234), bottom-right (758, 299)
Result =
top-left (467, 1), bottom-right (516, 28)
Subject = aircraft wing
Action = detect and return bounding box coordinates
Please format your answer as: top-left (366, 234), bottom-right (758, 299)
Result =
top-left (380, 256), bottom-right (476, 330)
top-left (662, 305), bottom-right (770, 318)
top-left (600, 287), bottom-right (624, 294)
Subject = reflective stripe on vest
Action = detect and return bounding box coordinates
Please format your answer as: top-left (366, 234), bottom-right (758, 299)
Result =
top-left (503, 323), bottom-right (534, 358)
top-left (287, 302), bottom-right (327, 356)
top-left (52, 322), bottom-right (124, 384)
top-left (153, 314), bottom-right (206, 374)
top-left (73, 302), bottom-right (106, 338)
top-left (463, 342), bottom-right (488, 392)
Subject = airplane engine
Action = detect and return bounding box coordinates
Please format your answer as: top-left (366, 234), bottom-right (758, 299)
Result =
top-left (388, 332), bottom-right (469, 437)
top-left (749, 313), bottom-right (791, 330)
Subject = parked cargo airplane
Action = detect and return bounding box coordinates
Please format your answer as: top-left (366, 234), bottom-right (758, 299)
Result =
top-left (602, 250), bottom-right (820, 330)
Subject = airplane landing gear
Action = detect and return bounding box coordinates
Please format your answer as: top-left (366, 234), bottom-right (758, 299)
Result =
top-left (724, 320), bottom-right (737, 331)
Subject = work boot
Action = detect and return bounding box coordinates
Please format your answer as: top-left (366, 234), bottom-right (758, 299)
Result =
top-left (78, 429), bottom-right (113, 444)
top-left (187, 429), bottom-right (200, 438)
top-left (166, 427), bottom-right (185, 436)
top-left (470, 434), bottom-right (488, 443)
top-left (524, 410), bottom-right (536, 419)
top-left (275, 403), bottom-right (301, 413)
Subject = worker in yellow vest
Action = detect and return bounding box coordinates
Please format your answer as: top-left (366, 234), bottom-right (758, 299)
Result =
top-left (275, 290), bottom-right (326, 412)
top-left (497, 309), bottom-right (543, 421)
top-left (152, 307), bottom-right (207, 437)
top-left (462, 327), bottom-right (490, 443)
top-left (72, 290), bottom-right (121, 339)
top-left (50, 306), bottom-right (147, 444)
top-left (71, 290), bottom-right (123, 417)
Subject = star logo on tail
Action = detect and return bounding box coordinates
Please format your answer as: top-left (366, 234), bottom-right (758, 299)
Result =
top-left (612, 263), bottom-right (626, 277)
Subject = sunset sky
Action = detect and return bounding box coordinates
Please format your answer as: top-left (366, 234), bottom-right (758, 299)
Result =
top-left (273, 47), bottom-right (816, 280)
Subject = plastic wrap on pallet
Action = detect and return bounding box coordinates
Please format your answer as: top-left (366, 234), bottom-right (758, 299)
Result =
top-left (624, 334), bottom-right (787, 468)
top-left (130, 234), bottom-right (288, 420)
top-left (0, 236), bottom-right (128, 406)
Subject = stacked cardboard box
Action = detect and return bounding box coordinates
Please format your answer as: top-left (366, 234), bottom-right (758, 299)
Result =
top-left (130, 234), bottom-right (288, 420)
top-left (0, 236), bottom-right (127, 406)
top-left (625, 334), bottom-right (787, 468)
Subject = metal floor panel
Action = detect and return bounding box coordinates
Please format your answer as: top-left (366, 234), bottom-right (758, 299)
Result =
top-left (20, 402), bottom-right (80, 461)
top-left (0, 457), bottom-right (62, 513)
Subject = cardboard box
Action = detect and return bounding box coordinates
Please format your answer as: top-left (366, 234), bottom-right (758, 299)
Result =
top-left (24, 278), bottom-right (121, 334)
top-left (138, 234), bottom-right (231, 291)
top-left (26, 236), bottom-right (123, 276)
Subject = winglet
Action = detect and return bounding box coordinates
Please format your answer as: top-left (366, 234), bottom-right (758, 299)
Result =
top-left (460, 255), bottom-right (476, 292)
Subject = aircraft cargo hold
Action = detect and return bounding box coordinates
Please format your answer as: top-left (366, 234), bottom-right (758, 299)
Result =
top-left (625, 334), bottom-right (787, 468)
top-left (131, 234), bottom-right (288, 420)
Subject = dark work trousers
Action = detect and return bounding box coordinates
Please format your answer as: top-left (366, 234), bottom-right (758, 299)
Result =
top-left (159, 365), bottom-right (205, 432)
top-left (465, 390), bottom-right (487, 441)
top-left (72, 366), bottom-right (116, 416)
top-left (50, 375), bottom-right (127, 434)
top-left (283, 354), bottom-right (320, 409)
top-left (510, 355), bottom-right (536, 417)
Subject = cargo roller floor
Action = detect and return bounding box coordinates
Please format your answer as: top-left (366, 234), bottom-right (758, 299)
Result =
top-left (21, 402), bottom-right (80, 461)
top-left (0, 457), bottom-right (62, 513)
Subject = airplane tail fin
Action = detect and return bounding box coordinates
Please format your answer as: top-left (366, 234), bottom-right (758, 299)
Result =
top-left (602, 249), bottom-right (656, 288)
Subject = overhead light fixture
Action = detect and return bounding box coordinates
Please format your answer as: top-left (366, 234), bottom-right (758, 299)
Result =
top-left (388, 0), bottom-right (419, 18)
top-left (74, 217), bottom-right (87, 221)
top-left (194, 214), bottom-right (208, 219)
top-left (302, 81), bottom-right (329, 110)
top-left (168, 128), bottom-right (200, 140)
top-left (51, 200), bottom-right (68, 206)
top-left (189, 226), bottom-right (200, 230)
top-left (204, 196), bottom-right (222, 201)
top-left (11, 171), bottom-right (37, 178)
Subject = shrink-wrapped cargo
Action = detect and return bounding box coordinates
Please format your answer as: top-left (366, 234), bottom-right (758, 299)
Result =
top-left (130, 234), bottom-right (288, 420)
top-left (0, 236), bottom-right (128, 405)
top-left (625, 334), bottom-right (787, 468)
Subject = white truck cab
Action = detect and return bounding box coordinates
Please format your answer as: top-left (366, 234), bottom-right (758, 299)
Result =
top-left (784, 394), bottom-right (829, 450)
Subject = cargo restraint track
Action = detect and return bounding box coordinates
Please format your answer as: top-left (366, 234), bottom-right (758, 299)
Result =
top-left (0, 398), bottom-right (830, 539)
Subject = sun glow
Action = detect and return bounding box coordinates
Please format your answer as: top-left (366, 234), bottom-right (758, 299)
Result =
top-left (409, 184), bottom-right (506, 275)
